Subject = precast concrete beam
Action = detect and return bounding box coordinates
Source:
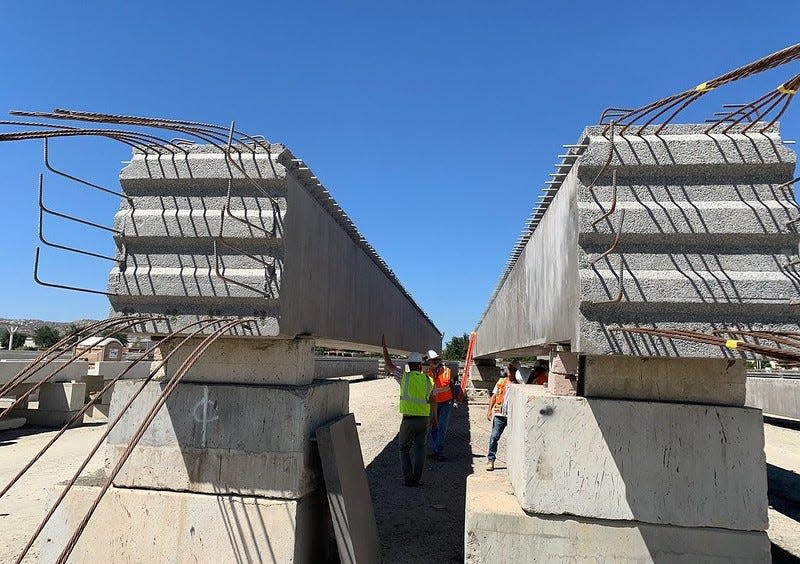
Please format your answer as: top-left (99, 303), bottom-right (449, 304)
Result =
top-left (475, 123), bottom-right (800, 358)
top-left (108, 144), bottom-right (440, 354)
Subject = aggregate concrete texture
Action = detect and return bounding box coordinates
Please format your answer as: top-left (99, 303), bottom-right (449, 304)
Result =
top-left (746, 374), bottom-right (800, 420)
top-left (105, 379), bottom-right (348, 499)
top-left (464, 472), bottom-right (770, 564)
top-left (505, 385), bottom-right (768, 531)
top-left (108, 145), bottom-right (440, 354)
top-left (40, 483), bottom-right (331, 564)
top-left (583, 355), bottom-right (746, 405)
top-left (475, 123), bottom-right (800, 358)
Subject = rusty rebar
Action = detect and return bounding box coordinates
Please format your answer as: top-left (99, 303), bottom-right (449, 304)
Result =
top-left (0, 316), bottom-right (160, 421)
top-left (0, 318), bottom-right (218, 500)
top-left (52, 319), bottom-right (249, 564)
top-left (13, 318), bottom-right (229, 564)
top-left (0, 318), bottom-right (122, 398)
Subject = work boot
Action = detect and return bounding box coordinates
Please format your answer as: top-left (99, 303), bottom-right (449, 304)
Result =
top-left (486, 459), bottom-right (494, 471)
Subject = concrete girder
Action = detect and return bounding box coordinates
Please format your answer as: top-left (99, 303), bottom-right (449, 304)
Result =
top-left (475, 123), bottom-right (800, 359)
top-left (108, 144), bottom-right (440, 354)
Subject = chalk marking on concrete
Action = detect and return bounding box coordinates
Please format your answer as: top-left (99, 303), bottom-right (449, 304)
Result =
top-left (192, 386), bottom-right (219, 447)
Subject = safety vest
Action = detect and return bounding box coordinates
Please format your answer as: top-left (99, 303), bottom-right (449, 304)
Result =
top-left (428, 364), bottom-right (453, 403)
top-left (399, 370), bottom-right (434, 416)
top-left (492, 377), bottom-right (509, 414)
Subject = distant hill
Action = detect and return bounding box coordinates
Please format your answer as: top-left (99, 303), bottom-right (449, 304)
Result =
top-left (0, 318), bottom-right (100, 335)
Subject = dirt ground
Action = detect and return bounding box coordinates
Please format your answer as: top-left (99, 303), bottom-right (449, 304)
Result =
top-left (0, 378), bottom-right (798, 563)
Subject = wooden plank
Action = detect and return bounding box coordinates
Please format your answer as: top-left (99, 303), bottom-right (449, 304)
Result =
top-left (316, 413), bottom-right (380, 564)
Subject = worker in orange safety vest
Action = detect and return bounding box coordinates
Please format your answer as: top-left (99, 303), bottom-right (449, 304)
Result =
top-left (485, 362), bottom-right (518, 471)
top-left (426, 349), bottom-right (455, 461)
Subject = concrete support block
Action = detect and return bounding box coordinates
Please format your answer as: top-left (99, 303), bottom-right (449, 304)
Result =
top-left (584, 356), bottom-right (746, 406)
top-left (313, 356), bottom-right (380, 379)
top-left (746, 375), bottom-right (800, 420)
top-left (87, 361), bottom-right (151, 379)
top-left (506, 385), bottom-right (767, 530)
top-left (465, 472), bottom-right (770, 563)
top-left (81, 375), bottom-right (104, 400)
top-left (151, 337), bottom-right (315, 385)
top-left (38, 382), bottom-right (86, 412)
top-left (106, 379), bottom-right (349, 498)
top-left (40, 484), bottom-right (331, 564)
top-left (548, 351), bottom-right (578, 395)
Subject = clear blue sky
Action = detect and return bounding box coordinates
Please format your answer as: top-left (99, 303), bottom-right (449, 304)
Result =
top-left (0, 2), bottom-right (798, 342)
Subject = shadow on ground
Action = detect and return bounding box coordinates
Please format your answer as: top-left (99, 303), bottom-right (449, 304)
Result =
top-left (0, 422), bottom-right (105, 447)
top-left (365, 403), bottom-right (472, 564)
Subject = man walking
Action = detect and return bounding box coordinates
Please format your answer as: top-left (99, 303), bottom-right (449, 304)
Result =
top-left (485, 365), bottom-right (515, 471)
top-left (426, 349), bottom-right (455, 461)
top-left (382, 336), bottom-right (437, 487)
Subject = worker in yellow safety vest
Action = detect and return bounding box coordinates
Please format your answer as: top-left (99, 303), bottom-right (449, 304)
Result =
top-left (382, 335), bottom-right (438, 487)
top-left (426, 350), bottom-right (455, 461)
top-left (485, 362), bottom-right (518, 471)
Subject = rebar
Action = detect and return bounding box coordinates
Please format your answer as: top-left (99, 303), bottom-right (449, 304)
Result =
top-left (0, 318), bottom-right (217, 500)
top-left (52, 318), bottom-right (250, 564)
top-left (12, 318), bottom-right (229, 564)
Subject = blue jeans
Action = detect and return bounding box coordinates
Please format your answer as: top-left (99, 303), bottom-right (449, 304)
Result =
top-left (487, 415), bottom-right (507, 461)
top-left (429, 401), bottom-right (452, 456)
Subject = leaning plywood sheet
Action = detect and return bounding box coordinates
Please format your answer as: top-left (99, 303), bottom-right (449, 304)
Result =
top-left (316, 413), bottom-right (380, 564)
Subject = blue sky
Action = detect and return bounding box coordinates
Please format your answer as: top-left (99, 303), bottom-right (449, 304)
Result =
top-left (0, 2), bottom-right (798, 342)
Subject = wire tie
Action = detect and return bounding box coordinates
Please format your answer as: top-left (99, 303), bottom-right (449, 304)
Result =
top-left (778, 83), bottom-right (798, 95)
top-left (695, 82), bottom-right (715, 93)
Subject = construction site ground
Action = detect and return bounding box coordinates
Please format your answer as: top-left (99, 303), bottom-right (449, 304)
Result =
top-left (0, 377), bottom-right (798, 563)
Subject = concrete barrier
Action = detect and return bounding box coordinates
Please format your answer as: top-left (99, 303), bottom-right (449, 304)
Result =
top-left (746, 372), bottom-right (800, 420)
top-left (313, 356), bottom-right (380, 379)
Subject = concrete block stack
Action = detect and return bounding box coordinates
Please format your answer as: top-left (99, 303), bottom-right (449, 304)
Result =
top-left (466, 357), bottom-right (771, 563)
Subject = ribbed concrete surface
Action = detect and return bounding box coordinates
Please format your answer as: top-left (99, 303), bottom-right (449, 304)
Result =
top-left (107, 144), bottom-right (440, 353)
top-left (476, 123), bottom-right (800, 357)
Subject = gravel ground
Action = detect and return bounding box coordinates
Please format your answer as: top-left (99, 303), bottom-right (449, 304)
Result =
top-left (0, 378), bottom-right (797, 563)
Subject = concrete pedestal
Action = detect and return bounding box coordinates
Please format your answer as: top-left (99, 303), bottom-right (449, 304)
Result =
top-left (7, 382), bottom-right (88, 427)
top-left (465, 472), bottom-right (770, 563)
top-left (505, 385), bottom-right (767, 530)
top-left (40, 338), bottom-right (348, 562)
top-left (41, 482), bottom-right (332, 564)
top-left (105, 379), bottom-right (349, 498)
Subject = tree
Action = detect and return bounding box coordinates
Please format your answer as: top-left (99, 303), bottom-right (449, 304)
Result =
top-left (33, 325), bottom-right (61, 349)
top-left (0, 330), bottom-right (28, 350)
top-left (443, 333), bottom-right (470, 360)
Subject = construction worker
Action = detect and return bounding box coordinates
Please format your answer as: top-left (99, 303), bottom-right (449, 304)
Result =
top-left (426, 349), bottom-right (455, 461)
top-left (382, 336), bottom-right (438, 487)
top-left (485, 365), bottom-right (516, 471)
top-left (531, 361), bottom-right (549, 385)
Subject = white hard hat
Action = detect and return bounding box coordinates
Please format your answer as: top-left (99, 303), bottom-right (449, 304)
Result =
top-left (427, 350), bottom-right (440, 360)
top-left (407, 352), bottom-right (423, 364)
